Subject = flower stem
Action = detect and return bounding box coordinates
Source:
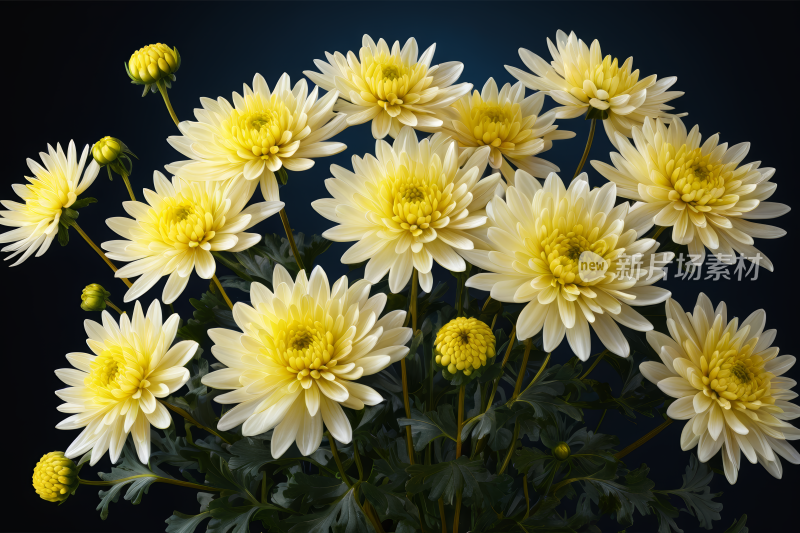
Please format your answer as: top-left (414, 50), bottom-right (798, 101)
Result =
top-left (105, 299), bottom-right (124, 315)
top-left (652, 226), bottom-right (666, 240)
top-left (327, 432), bottom-right (353, 488)
top-left (402, 269), bottom-right (418, 464)
top-left (278, 208), bottom-right (306, 272)
top-left (595, 409), bottom-right (608, 433)
top-left (156, 80), bottom-right (180, 127)
top-left (160, 400), bottom-right (232, 444)
top-left (452, 491), bottom-right (462, 533)
top-left (120, 170), bottom-right (136, 202)
top-left (353, 443), bottom-right (365, 482)
top-left (615, 417), bottom-right (673, 460)
top-left (212, 273), bottom-right (233, 309)
top-left (580, 350), bottom-right (608, 380)
top-left (522, 474), bottom-right (530, 519)
top-left (70, 221), bottom-right (132, 288)
top-left (512, 339), bottom-right (533, 399)
top-left (573, 119), bottom-right (596, 179)
top-left (79, 474), bottom-right (220, 492)
top-left (438, 498), bottom-right (448, 533)
top-left (498, 419), bottom-right (520, 475)
top-left (455, 384), bottom-right (466, 457)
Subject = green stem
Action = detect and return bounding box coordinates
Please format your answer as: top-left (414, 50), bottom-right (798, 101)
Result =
top-left (455, 384), bottom-right (466, 457)
top-left (279, 208), bottom-right (305, 271)
top-left (498, 419), bottom-right (520, 475)
top-left (595, 409), bottom-right (608, 433)
top-left (512, 339), bottom-right (533, 399)
top-left (452, 492), bottom-right (462, 533)
top-left (212, 273), bottom-right (234, 309)
top-left (652, 226), bottom-right (666, 240)
top-left (156, 80), bottom-right (180, 127)
top-left (79, 474), bottom-right (220, 492)
top-left (438, 497), bottom-right (448, 533)
top-left (580, 350), bottom-right (608, 380)
top-left (120, 170), bottom-right (136, 202)
top-left (615, 418), bottom-right (673, 460)
top-left (522, 474), bottom-right (530, 520)
top-left (353, 443), bottom-right (365, 482)
top-left (402, 270), bottom-right (418, 464)
top-left (573, 119), bottom-right (596, 179)
top-left (160, 400), bottom-right (232, 444)
top-left (327, 432), bottom-right (353, 488)
top-left (105, 300), bottom-right (124, 315)
top-left (70, 221), bottom-right (132, 288)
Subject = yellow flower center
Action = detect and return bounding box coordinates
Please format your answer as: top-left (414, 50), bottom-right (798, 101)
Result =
top-left (379, 158), bottom-right (451, 238)
top-left (697, 331), bottom-right (773, 410)
top-left (222, 96), bottom-right (297, 159)
top-left (156, 197), bottom-right (217, 249)
top-left (434, 317), bottom-right (496, 376)
top-left (277, 318), bottom-right (338, 382)
top-left (470, 102), bottom-right (526, 149)
top-left (25, 170), bottom-right (76, 219)
top-left (85, 346), bottom-right (150, 401)
top-left (538, 225), bottom-right (610, 287)
top-left (360, 51), bottom-right (429, 114)
top-left (565, 55), bottom-right (638, 104)
top-left (655, 144), bottom-right (737, 211)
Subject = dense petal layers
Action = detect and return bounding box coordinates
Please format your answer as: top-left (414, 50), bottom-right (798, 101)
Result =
top-left (202, 264), bottom-right (412, 458)
top-left (465, 171), bottom-right (673, 360)
top-left (312, 126), bottom-right (503, 293)
top-left (55, 300), bottom-right (197, 465)
top-left (640, 294), bottom-right (800, 484)
top-left (102, 171), bottom-right (283, 303)
top-left (591, 117), bottom-right (787, 271)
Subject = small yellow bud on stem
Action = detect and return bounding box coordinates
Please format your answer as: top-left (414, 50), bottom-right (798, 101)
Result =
top-left (32, 452), bottom-right (78, 503)
top-left (80, 283), bottom-right (111, 312)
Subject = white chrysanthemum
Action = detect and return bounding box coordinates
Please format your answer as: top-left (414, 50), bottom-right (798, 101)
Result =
top-left (465, 171), bottom-right (674, 360)
top-left (640, 294), bottom-right (800, 484)
top-left (55, 300), bottom-right (198, 465)
top-left (202, 265), bottom-right (412, 458)
top-left (165, 73), bottom-right (347, 202)
top-left (591, 117), bottom-right (788, 271)
top-left (0, 141), bottom-right (99, 265)
top-left (506, 30), bottom-right (684, 147)
top-left (102, 171), bottom-right (283, 303)
top-left (304, 35), bottom-right (472, 140)
top-left (311, 127), bottom-right (501, 293)
top-left (443, 78), bottom-right (574, 184)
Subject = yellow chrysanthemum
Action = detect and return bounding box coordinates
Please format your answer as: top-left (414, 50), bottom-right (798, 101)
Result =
top-left (304, 35), bottom-right (472, 139)
top-left (102, 171), bottom-right (283, 303)
top-left (506, 30), bottom-right (684, 147)
top-left (125, 43), bottom-right (180, 96)
top-left (0, 141), bottom-right (99, 265)
top-left (591, 117), bottom-right (788, 271)
top-left (312, 127), bottom-right (502, 294)
top-left (640, 294), bottom-right (800, 484)
top-left (434, 317), bottom-right (496, 376)
top-left (443, 78), bottom-right (574, 184)
top-left (56, 300), bottom-right (198, 465)
top-left (166, 73), bottom-right (347, 202)
top-left (202, 264), bottom-right (412, 458)
top-left (32, 452), bottom-right (78, 503)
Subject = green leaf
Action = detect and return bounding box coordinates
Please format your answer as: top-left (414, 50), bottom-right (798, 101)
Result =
top-left (57, 222), bottom-right (69, 246)
top-left (723, 515), bottom-right (749, 533)
top-left (573, 463), bottom-right (655, 527)
top-left (406, 456), bottom-right (492, 504)
top-left (361, 481), bottom-right (420, 527)
top-left (284, 487), bottom-right (373, 533)
top-left (397, 405), bottom-right (457, 451)
top-left (176, 290), bottom-right (234, 344)
top-left (70, 196), bottom-right (98, 210)
top-left (284, 472), bottom-right (348, 505)
top-left (513, 365), bottom-right (584, 421)
top-left (165, 511), bottom-right (212, 533)
top-left (655, 454), bottom-right (722, 531)
top-left (206, 498), bottom-right (284, 533)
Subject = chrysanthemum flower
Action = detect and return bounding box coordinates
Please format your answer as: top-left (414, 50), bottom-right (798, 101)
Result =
top-left (202, 264), bottom-right (412, 458)
top-left (165, 73), bottom-right (347, 202)
top-left (102, 171), bottom-right (283, 303)
top-left (464, 171), bottom-right (673, 360)
top-left (55, 300), bottom-right (198, 465)
top-left (640, 294), bottom-right (800, 484)
top-left (442, 78), bottom-right (574, 184)
top-left (0, 141), bottom-right (99, 265)
top-left (591, 117), bottom-right (787, 270)
top-left (434, 317), bottom-right (496, 376)
top-left (304, 35), bottom-right (472, 140)
top-left (506, 30), bottom-right (684, 147)
top-left (32, 452), bottom-right (78, 503)
top-left (311, 127), bottom-right (501, 293)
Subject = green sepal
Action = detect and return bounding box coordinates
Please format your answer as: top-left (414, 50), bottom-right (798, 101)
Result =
top-left (70, 197), bottom-right (97, 210)
top-left (276, 167), bottom-right (289, 185)
top-left (57, 222), bottom-right (70, 247)
top-left (124, 60), bottom-right (145, 85)
top-left (586, 106), bottom-right (610, 120)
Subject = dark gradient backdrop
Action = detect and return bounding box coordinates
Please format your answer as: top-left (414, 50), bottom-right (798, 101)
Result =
top-left (4, 2), bottom-right (798, 532)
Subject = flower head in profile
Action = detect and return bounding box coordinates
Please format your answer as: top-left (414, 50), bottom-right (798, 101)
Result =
top-left (0, 141), bottom-right (99, 265)
top-left (102, 171), bottom-right (283, 303)
top-left (591, 117), bottom-right (787, 270)
top-left (312, 127), bottom-right (502, 293)
top-left (202, 265), bottom-right (412, 458)
top-left (32, 451), bottom-right (78, 503)
top-left (443, 78), bottom-right (574, 184)
top-left (55, 300), bottom-right (198, 465)
top-left (640, 294), bottom-right (799, 484)
top-left (465, 171), bottom-right (673, 360)
top-left (166, 73), bottom-right (347, 202)
top-left (506, 30), bottom-right (684, 147)
top-left (304, 35), bottom-right (472, 139)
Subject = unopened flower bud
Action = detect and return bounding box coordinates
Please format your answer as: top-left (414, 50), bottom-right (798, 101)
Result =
top-left (81, 283), bottom-right (110, 312)
top-left (127, 43), bottom-right (180, 85)
top-left (553, 442), bottom-right (571, 461)
top-left (92, 137), bottom-right (124, 166)
top-left (32, 451), bottom-right (78, 503)
top-left (434, 317), bottom-right (496, 378)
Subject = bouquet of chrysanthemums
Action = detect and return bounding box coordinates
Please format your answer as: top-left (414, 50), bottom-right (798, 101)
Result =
top-left (17, 32), bottom-right (794, 533)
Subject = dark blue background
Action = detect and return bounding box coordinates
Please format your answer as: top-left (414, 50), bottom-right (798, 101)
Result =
top-left (5, 1), bottom-right (797, 531)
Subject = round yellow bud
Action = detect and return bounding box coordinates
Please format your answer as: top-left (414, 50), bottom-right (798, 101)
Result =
top-left (92, 137), bottom-right (124, 166)
top-left (81, 283), bottom-right (110, 312)
top-left (32, 451), bottom-right (78, 503)
top-left (127, 43), bottom-right (180, 85)
top-left (553, 442), bottom-right (571, 461)
top-left (434, 317), bottom-right (496, 378)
